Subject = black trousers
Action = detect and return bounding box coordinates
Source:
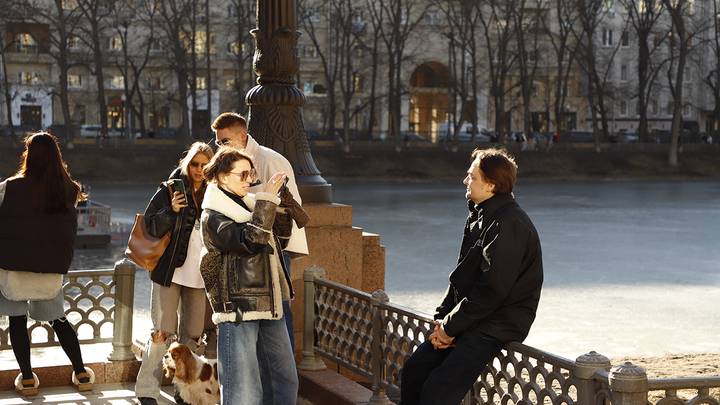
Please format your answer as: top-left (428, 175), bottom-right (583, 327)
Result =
top-left (400, 332), bottom-right (503, 405)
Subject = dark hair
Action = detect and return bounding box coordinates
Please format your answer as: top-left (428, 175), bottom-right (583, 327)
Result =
top-left (211, 112), bottom-right (246, 132)
top-left (15, 132), bottom-right (84, 213)
top-left (202, 147), bottom-right (255, 182)
top-left (471, 148), bottom-right (517, 194)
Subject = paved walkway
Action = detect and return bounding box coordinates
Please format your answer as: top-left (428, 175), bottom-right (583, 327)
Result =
top-left (0, 383), bottom-right (177, 405)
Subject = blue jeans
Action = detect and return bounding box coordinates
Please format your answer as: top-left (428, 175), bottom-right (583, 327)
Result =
top-left (218, 319), bottom-right (298, 405)
top-left (282, 252), bottom-right (295, 352)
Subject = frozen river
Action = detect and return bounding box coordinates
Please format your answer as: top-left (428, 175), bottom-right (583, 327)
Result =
top-left (74, 179), bottom-right (720, 359)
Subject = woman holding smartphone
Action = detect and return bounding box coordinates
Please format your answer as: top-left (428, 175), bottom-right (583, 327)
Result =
top-left (135, 142), bottom-right (214, 405)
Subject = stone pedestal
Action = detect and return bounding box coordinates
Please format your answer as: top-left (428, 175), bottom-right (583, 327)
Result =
top-left (289, 203), bottom-right (385, 355)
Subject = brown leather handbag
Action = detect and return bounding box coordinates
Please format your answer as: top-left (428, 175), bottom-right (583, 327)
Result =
top-left (125, 213), bottom-right (171, 271)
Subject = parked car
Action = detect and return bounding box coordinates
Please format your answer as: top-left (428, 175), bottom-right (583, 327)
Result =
top-left (439, 122), bottom-right (491, 142)
top-left (561, 131), bottom-right (595, 143)
top-left (610, 131), bottom-right (639, 143)
top-left (79, 125), bottom-right (124, 138)
top-left (402, 132), bottom-right (430, 142)
top-left (79, 125), bottom-right (101, 138)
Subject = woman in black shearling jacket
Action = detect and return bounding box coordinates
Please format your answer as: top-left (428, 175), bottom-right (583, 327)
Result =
top-left (134, 142), bottom-right (214, 405)
top-left (199, 147), bottom-right (304, 405)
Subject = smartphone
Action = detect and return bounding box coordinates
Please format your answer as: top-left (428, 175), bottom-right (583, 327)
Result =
top-left (171, 179), bottom-right (186, 195)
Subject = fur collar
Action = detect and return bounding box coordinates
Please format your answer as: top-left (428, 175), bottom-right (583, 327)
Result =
top-left (201, 183), bottom-right (255, 223)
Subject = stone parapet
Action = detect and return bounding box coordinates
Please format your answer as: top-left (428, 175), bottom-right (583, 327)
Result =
top-left (290, 202), bottom-right (386, 358)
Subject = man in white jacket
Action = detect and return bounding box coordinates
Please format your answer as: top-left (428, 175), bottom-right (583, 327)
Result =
top-left (210, 112), bottom-right (308, 349)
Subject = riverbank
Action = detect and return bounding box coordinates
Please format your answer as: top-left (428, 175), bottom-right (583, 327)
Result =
top-left (1, 140), bottom-right (719, 181)
top-left (616, 353), bottom-right (720, 378)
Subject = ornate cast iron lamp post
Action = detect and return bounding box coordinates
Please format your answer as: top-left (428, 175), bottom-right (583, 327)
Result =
top-left (246, 0), bottom-right (332, 203)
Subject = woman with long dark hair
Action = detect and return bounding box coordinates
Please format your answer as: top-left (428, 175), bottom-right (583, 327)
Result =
top-left (0, 132), bottom-right (94, 396)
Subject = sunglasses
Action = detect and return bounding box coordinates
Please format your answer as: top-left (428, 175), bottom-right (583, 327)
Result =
top-left (227, 168), bottom-right (257, 182)
top-left (214, 138), bottom-right (232, 147)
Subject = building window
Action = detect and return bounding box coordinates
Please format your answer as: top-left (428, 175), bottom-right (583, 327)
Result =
top-left (226, 78), bottom-right (236, 89)
top-left (353, 73), bottom-right (364, 93)
top-left (665, 101), bottom-right (673, 115)
top-left (68, 74), bottom-right (82, 88)
top-left (196, 76), bottom-right (207, 90)
top-left (299, 44), bottom-right (318, 59)
top-left (73, 104), bottom-right (86, 124)
top-left (150, 38), bottom-right (164, 53)
top-left (18, 71), bottom-right (39, 85)
top-left (621, 31), bottom-right (629, 47)
top-left (653, 32), bottom-right (663, 46)
top-left (227, 41), bottom-right (248, 56)
top-left (602, 28), bottom-right (613, 46)
top-left (110, 75), bottom-right (124, 89)
top-left (619, 100), bottom-right (628, 116)
top-left (146, 76), bottom-right (164, 90)
top-left (424, 10), bottom-right (442, 25)
top-left (227, 4), bottom-right (238, 17)
top-left (109, 35), bottom-right (123, 51)
top-left (683, 103), bottom-right (692, 117)
top-left (15, 33), bottom-right (37, 53)
top-left (62, 0), bottom-right (78, 9)
top-left (650, 100), bottom-right (658, 115)
top-left (620, 64), bottom-right (628, 81)
top-left (67, 35), bottom-right (80, 50)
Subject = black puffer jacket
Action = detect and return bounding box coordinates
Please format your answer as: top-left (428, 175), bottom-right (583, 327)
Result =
top-left (0, 177), bottom-right (77, 274)
top-left (434, 193), bottom-right (543, 343)
top-left (143, 168), bottom-right (204, 286)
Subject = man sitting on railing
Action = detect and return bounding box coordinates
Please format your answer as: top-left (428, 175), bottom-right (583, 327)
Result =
top-left (400, 148), bottom-right (544, 405)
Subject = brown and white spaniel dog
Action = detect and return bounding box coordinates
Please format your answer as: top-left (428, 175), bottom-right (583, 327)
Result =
top-left (162, 342), bottom-right (220, 405)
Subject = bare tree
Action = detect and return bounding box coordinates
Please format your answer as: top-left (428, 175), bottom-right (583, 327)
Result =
top-left (16, 0), bottom-right (82, 141)
top-left (155, 0), bottom-right (193, 139)
top-left (701, 0), bottom-right (720, 139)
top-left (573, 0), bottom-right (624, 149)
top-left (544, 0), bottom-right (582, 137)
top-left (513, 0), bottom-right (545, 137)
top-left (619, 0), bottom-right (667, 142)
top-left (435, 0), bottom-right (483, 144)
top-left (477, 0), bottom-right (519, 141)
top-left (227, 0), bottom-right (254, 113)
top-left (661, 0), bottom-right (707, 166)
top-left (370, 0), bottom-right (429, 148)
top-left (76, 0), bottom-right (113, 137)
top-left (336, 2), bottom-right (362, 151)
top-left (0, 3), bottom-right (18, 139)
top-left (110, 0), bottom-right (156, 137)
top-left (364, 0), bottom-right (387, 140)
top-left (299, 0), bottom-right (342, 140)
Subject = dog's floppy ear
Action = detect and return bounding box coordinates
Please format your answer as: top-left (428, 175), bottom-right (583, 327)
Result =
top-left (170, 343), bottom-right (197, 384)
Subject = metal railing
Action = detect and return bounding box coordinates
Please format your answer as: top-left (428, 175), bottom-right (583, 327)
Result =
top-left (0, 259), bottom-right (137, 361)
top-left (299, 267), bottom-right (720, 405)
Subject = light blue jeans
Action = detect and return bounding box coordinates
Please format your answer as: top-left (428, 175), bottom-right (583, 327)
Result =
top-left (218, 319), bottom-right (298, 405)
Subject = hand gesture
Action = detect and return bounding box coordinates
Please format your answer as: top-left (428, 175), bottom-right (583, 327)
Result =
top-left (264, 172), bottom-right (287, 195)
top-left (171, 191), bottom-right (187, 213)
top-left (429, 321), bottom-right (455, 350)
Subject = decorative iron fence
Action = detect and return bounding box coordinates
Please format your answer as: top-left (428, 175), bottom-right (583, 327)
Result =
top-left (299, 267), bottom-right (720, 405)
top-left (0, 259), bottom-right (137, 361)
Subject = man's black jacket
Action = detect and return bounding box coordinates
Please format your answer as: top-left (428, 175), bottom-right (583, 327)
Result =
top-left (434, 193), bottom-right (543, 343)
